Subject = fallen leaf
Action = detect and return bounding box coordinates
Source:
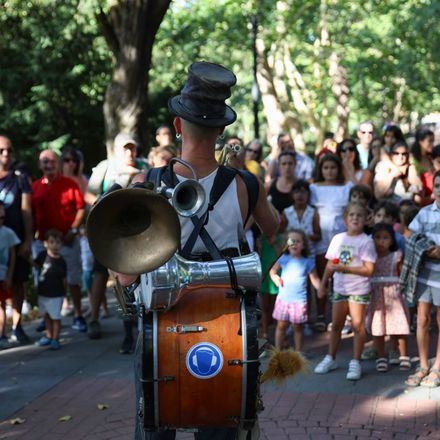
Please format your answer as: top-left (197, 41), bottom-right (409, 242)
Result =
top-left (58, 415), bottom-right (72, 422)
top-left (10, 418), bottom-right (26, 425)
top-left (97, 404), bottom-right (109, 410)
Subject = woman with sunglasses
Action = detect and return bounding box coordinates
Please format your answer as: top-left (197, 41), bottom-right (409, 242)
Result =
top-left (61, 147), bottom-right (88, 195)
top-left (244, 139), bottom-right (265, 179)
top-left (337, 139), bottom-right (372, 188)
top-left (374, 141), bottom-right (422, 202)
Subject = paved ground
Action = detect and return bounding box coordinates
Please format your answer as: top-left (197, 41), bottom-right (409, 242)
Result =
top-left (0, 298), bottom-right (439, 440)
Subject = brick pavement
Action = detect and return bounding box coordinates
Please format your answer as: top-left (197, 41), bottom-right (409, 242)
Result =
top-left (0, 303), bottom-right (439, 440)
top-left (1, 379), bottom-right (439, 439)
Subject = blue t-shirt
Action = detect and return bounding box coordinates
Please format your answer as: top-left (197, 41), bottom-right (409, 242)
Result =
top-left (277, 254), bottom-right (315, 303)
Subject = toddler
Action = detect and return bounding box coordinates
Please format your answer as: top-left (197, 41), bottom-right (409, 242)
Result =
top-left (270, 230), bottom-right (320, 352)
top-left (34, 229), bottom-right (67, 350)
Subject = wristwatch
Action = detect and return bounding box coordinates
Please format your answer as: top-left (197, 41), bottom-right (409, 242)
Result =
top-left (69, 228), bottom-right (79, 235)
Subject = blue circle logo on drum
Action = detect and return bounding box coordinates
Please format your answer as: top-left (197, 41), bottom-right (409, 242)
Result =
top-left (186, 342), bottom-right (224, 379)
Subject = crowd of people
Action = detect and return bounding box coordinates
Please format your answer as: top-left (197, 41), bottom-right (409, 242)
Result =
top-left (0, 119), bottom-right (439, 387)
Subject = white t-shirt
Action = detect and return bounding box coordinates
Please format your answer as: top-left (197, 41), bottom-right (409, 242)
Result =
top-left (310, 182), bottom-right (353, 254)
top-left (325, 232), bottom-right (377, 296)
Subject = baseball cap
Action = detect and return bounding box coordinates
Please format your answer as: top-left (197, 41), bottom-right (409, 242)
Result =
top-left (114, 133), bottom-right (138, 150)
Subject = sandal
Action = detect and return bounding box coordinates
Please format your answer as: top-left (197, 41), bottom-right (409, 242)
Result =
top-left (376, 357), bottom-right (389, 372)
top-left (405, 367), bottom-right (430, 387)
top-left (399, 356), bottom-right (411, 371)
top-left (420, 369), bottom-right (440, 388)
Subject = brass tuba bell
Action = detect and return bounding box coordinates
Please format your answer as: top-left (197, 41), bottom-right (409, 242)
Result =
top-left (86, 187), bottom-right (181, 275)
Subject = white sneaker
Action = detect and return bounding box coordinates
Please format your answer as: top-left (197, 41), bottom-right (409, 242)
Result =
top-left (314, 354), bottom-right (338, 374)
top-left (346, 359), bottom-right (362, 380)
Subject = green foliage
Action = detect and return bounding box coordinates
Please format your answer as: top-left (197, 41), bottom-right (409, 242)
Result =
top-left (0, 0), bottom-right (111, 173)
top-left (0, 0), bottom-right (439, 169)
top-left (150, 0), bottom-right (257, 140)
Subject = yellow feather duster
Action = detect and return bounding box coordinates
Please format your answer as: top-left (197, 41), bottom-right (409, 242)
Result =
top-left (261, 348), bottom-right (309, 384)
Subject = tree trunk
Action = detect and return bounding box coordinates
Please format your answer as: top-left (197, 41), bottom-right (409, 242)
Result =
top-left (329, 51), bottom-right (350, 141)
top-left (256, 39), bottom-right (287, 149)
top-left (97, 0), bottom-right (171, 157)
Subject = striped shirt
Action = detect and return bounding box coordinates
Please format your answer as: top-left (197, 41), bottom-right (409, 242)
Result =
top-left (409, 202), bottom-right (440, 288)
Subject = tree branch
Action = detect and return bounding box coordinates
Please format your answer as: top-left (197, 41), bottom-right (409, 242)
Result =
top-left (96, 7), bottom-right (120, 56)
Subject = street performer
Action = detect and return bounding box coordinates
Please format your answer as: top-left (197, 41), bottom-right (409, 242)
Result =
top-left (113, 62), bottom-right (279, 439)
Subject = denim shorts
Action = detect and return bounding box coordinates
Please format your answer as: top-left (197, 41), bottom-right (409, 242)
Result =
top-left (416, 283), bottom-right (440, 307)
top-left (331, 292), bottom-right (370, 305)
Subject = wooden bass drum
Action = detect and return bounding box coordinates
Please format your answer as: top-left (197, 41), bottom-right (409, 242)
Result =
top-left (139, 286), bottom-right (259, 431)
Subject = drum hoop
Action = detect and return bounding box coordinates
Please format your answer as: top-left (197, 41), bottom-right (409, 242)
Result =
top-left (153, 311), bottom-right (159, 427)
top-left (242, 292), bottom-right (259, 430)
top-left (240, 298), bottom-right (247, 424)
top-left (141, 309), bottom-right (156, 431)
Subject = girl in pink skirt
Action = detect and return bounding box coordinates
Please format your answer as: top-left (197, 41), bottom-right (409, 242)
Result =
top-left (367, 223), bottom-right (410, 372)
top-left (270, 230), bottom-right (321, 352)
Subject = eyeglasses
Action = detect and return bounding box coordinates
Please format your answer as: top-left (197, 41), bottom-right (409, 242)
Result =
top-left (341, 146), bottom-right (356, 153)
top-left (40, 158), bottom-right (57, 164)
top-left (360, 130), bottom-right (373, 135)
top-left (392, 152), bottom-right (409, 157)
top-left (63, 157), bottom-right (76, 163)
top-left (246, 148), bottom-right (259, 154)
top-left (0, 148), bottom-right (13, 154)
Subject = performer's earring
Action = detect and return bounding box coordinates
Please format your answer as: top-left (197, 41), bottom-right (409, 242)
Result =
top-left (176, 133), bottom-right (181, 140)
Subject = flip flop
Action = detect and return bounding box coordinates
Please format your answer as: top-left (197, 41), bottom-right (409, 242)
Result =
top-left (420, 369), bottom-right (440, 388)
top-left (405, 367), bottom-right (430, 387)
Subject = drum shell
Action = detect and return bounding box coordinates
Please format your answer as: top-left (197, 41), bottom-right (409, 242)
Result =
top-left (141, 286), bottom-right (259, 430)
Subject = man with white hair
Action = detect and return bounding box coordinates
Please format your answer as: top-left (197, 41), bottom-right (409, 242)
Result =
top-left (32, 150), bottom-right (86, 331)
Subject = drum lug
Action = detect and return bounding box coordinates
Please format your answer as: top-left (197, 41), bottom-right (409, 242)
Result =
top-left (141, 375), bottom-right (175, 383)
top-left (166, 324), bottom-right (206, 334)
top-left (228, 359), bottom-right (260, 366)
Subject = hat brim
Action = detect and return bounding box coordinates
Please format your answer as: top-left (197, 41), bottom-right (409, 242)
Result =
top-left (168, 96), bottom-right (237, 128)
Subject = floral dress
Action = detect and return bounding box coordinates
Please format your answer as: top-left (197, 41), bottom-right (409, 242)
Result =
top-left (366, 251), bottom-right (410, 336)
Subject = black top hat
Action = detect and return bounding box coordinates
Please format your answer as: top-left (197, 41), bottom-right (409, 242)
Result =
top-left (168, 61), bottom-right (237, 128)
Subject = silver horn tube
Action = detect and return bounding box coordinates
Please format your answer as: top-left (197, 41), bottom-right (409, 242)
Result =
top-left (137, 252), bottom-right (262, 312)
top-left (160, 179), bottom-right (206, 217)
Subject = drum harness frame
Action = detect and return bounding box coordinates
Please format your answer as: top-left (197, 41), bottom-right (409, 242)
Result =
top-left (139, 164), bottom-right (261, 433)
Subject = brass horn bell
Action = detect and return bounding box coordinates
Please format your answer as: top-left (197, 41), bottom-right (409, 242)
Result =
top-left (86, 187), bottom-right (180, 275)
